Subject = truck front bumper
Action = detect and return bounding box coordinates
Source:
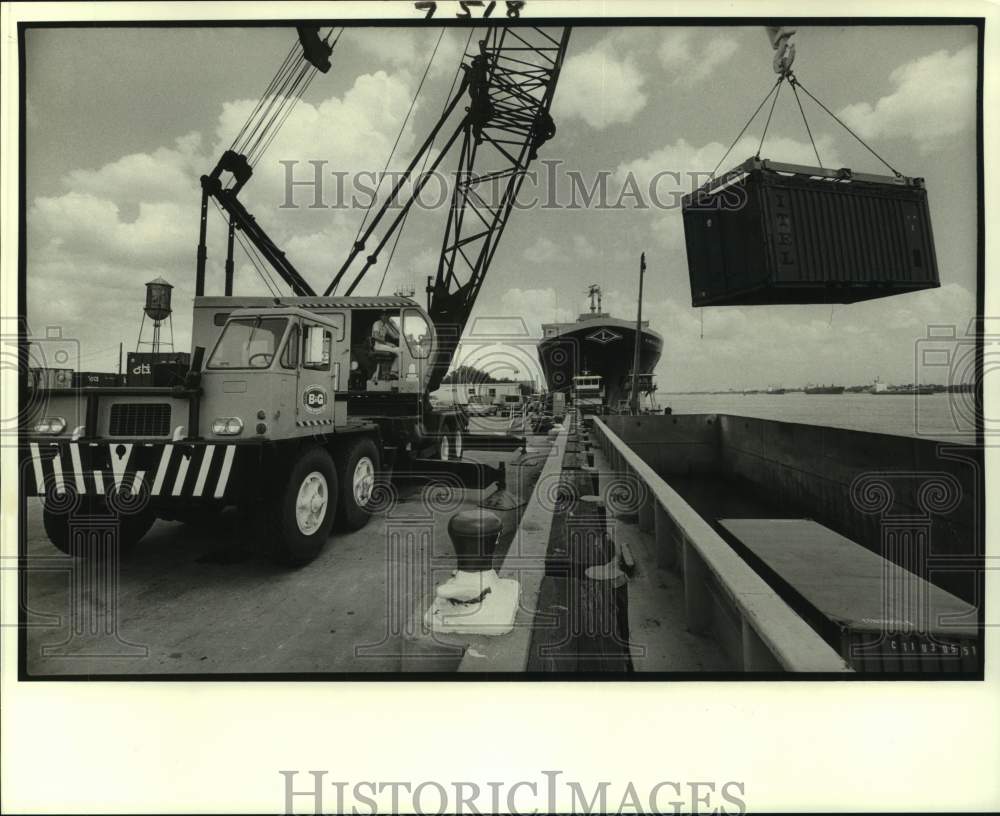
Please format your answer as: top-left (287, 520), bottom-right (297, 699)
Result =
top-left (22, 438), bottom-right (264, 502)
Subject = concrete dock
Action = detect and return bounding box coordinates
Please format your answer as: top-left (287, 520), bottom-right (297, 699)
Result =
top-left (25, 408), bottom-right (975, 676)
top-left (21, 419), bottom-right (554, 676)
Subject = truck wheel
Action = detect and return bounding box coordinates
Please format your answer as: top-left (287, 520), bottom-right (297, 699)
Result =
top-left (439, 422), bottom-right (463, 461)
top-left (336, 436), bottom-right (380, 532)
top-left (269, 447), bottom-right (337, 566)
top-left (42, 497), bottom-right (153, 558)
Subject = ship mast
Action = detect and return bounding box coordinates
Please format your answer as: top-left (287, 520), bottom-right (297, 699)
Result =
top-left (630, 253), bottom-right (646, 415)
top-left (587, 284), bottom-right (602, 315)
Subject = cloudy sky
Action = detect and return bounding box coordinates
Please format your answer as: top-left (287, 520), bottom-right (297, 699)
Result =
top-left (24, 23), bottom-right (978, 390)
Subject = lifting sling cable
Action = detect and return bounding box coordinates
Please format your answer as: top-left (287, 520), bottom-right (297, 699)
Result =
top-left (376, 27), bottom-right (476, 296)
top-left (712, 71), bottom-right (902, 179)
top-left (790, 74), bottom-right (902, 177)
top-left (351, 28), bottom-right (448, 256)
top-left (755, 77), bottom-right (783, 158)
top-left (790, 79), bottom-right (823, 167)
top-left (709, 77), bottom-right (782, 179)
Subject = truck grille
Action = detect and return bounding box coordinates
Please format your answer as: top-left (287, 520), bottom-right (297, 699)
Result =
top-left (109, 403), bottom-right (171, 437)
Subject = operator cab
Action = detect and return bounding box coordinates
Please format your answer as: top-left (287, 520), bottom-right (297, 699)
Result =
top-left (206, 307), bottom-right (344, 377)
top-left (196, 297), bottom-right (436, 402)
top-left (347, 307), bottom-right (432, 394)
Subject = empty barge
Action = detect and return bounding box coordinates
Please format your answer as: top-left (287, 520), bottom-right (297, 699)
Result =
top-left (525, 413), bottom-right (981, 675)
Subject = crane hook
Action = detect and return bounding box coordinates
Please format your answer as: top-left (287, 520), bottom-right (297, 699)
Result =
top-left (766, 26), bottom-right (796, 77)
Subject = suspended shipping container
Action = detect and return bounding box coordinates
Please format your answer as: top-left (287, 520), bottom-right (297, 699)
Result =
top-left (682, 158), bottom-right (939, 306)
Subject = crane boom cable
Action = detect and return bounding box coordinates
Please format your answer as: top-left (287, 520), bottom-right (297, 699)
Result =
top-left (210, 198), bottom-right (280, 296)
top-left (250, 59), bottom-right (322, 166)
top-left (323, 70), bottom-right (472, 297)
top-left (342, 118), bottom-right (468, 296)
top-left (244, 62), bottom-right (314, 165)
top-left (230, 37), bottom-right (302, 149)
top-left (350, 28), bottom-right (447, 253)
top-left (377, 28), bottom-right (475, 297)
top-left (233, 48), bottom-right (307, 156)
top-left (234, 28), bottom-right (343, 169)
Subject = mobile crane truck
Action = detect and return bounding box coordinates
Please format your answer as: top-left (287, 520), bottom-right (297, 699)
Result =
top-left (22, 25), bottom-right (571, 565)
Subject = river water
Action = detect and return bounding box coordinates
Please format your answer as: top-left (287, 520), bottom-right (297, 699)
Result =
top-left (654, 392), bottom-right (978, 444)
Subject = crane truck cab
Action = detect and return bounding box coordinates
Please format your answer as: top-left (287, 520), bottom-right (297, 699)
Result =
top-left (23, 295), bottom-right (469, 566)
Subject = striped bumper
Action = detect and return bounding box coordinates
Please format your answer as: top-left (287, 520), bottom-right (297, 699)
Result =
top-left (23, 439), bottom-right (248, 501)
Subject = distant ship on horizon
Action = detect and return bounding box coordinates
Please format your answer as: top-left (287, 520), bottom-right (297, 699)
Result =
top-left (805, 384), bottom-right (845, 395)
top-left (538, 285), bottom-right (663, 410)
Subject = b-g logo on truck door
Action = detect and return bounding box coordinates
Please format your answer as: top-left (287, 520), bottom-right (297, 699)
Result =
top-left (302, 385), bottom-right (329, 414)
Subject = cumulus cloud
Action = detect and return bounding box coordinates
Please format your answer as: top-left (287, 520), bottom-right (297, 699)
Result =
top-left (522, 236), bottom-right (560, 264)
top-left (553, 34), bottom-right (647, 130)
top-left (838, 44), bottom-right (976, 154)
top-left (572, 234), bottom-right (597, 259)
top-left (657, 30), bottom-right (739, 84)
top-left (26, 68), bottom-right (430, 364)
top-left (341, 27), bottom-right (469, 78)
top-left (615, 134), bottom-right (843, 249)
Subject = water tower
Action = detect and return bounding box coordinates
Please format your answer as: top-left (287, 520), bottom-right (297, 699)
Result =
top-left (136, 277), bottom-right (175, 353)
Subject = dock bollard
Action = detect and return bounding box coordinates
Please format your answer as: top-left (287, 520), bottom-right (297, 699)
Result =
top-left (424, 510), bottom-right (519, 635)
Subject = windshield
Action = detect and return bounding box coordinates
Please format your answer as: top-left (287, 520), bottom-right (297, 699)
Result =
top-left (208, 317), bottom-right (288, 369)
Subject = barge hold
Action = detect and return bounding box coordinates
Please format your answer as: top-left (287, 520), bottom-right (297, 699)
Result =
top-left (585, 413), bottom-right (981, 674)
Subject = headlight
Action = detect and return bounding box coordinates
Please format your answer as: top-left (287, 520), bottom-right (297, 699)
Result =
top-left (34, 417), bottom-right (67, 434)
top-left (212, 417), bottom-right (244, 435)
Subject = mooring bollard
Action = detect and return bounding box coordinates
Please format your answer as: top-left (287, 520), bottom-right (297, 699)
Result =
top-left (425, 509), bottom-right (519, 635)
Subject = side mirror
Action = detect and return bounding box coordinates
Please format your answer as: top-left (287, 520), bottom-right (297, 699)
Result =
top-left (185, 346), bottom-right (206, 388)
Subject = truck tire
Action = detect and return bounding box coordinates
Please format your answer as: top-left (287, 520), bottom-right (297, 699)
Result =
top-left (43, 497), bottom-right (154, 558)
top-left (269, 446), bottom-right (337, 566)
top-left (439, 421), bottom-right (463, 462)
top-left (335, 436), bottom-right (380, 532)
